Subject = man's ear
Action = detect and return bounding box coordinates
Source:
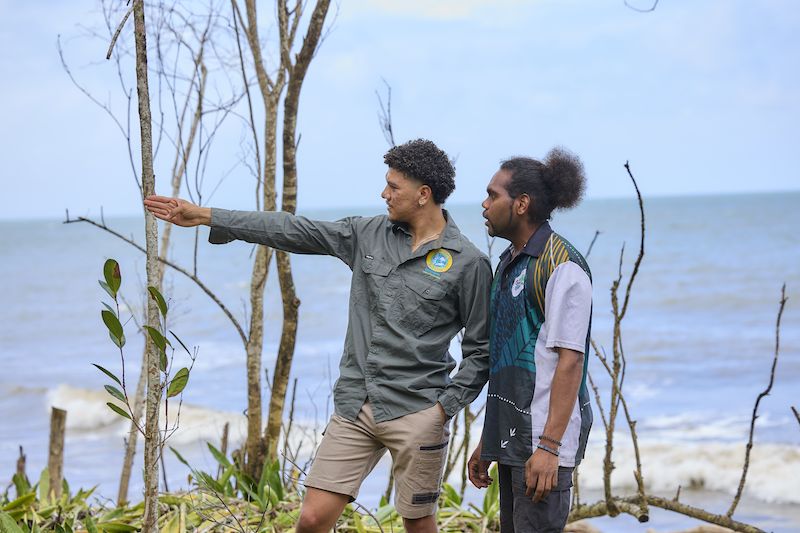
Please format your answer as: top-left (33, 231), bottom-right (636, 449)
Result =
top-left (418, 184), bottom-right (433, 207)
top-left (515, 193), bottom-right (531, 216)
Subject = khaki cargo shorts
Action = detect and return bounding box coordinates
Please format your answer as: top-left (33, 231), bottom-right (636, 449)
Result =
top-left (304, 402), bottom-right (451, 519)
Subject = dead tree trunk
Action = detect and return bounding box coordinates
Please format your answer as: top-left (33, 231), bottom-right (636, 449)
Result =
top-left (235, 0), bottom-right (285, 477)
top-left (264, 0), bottom-right (331, 462)
top-left (47, 408), bottom-right (66, 500)
top-left (132, 1), bottom-right (161, 530)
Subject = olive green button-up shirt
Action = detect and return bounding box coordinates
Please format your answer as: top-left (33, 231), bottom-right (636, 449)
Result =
top-left (209, 208), bottom-right (491, 422)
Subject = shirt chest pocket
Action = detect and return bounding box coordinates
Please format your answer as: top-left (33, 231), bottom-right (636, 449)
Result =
top-left (395, 276), bottom-right (449, 336)
top-left (359, 257), bottom-right (393, 308)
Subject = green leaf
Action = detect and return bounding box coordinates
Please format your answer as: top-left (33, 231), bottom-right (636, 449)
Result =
top-left (38, 467), bottom-right (50, 506)
top-left (219, 465), bottom-right (235, 496)
top-left (101, 302), bottom-right (117, 317)
top-left (170, 447), bottom-right (191, 468)
top-left (104, 385), bottom-right (126, 403)
top-left (95, 522), bottom-right (138, 533)
top-left (143, 326), bottom-right (169, 352)
top-left (103, 259), bottom-right (121, 295)
top-left (101, 310), bottom-right (125, 348)
top-left (84, 515), bottom-right (98, 533)
top-left (195, 472), bottom-right (223, 494)
top-left (0, 511), bottom-right (25, 533)
top-left (92, 364), bottom-right (121, 387)
top-left (206, 443), bottom-right (231, 468)
top-left (167, 368), bottom-right (189, 398)
top-left (106, 402), bottom-right (131, 421)
top-left (11, 473), bottom-right (30, 498)
top-left (98, 281), bottom-right (116, 301)
top-left (147, 287), bottom-right (168, 317)
top-left (159, 351), bottom-right (168, 373)
top-left (1, 492), bottom-right (35, 512)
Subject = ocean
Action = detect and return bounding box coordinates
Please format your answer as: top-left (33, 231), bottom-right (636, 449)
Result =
top-left (1, 192), bottom-right (798, 531)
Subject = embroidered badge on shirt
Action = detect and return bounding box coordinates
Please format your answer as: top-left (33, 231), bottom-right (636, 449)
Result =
top-left (511, 268), bottom-right (526, 297)
top-left (424, 249), bottom-right (453, 278)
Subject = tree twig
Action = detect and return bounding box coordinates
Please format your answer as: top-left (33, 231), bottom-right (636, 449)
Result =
top-left (106, 3), bottom-right (135, 59)
top-left (727, 284), bottom-right (788, 517)
top-left (585, 230), bottom-right (600, 259)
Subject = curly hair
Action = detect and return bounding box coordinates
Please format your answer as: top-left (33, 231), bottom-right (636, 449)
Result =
top-left (384, 139), bottom-right (456, 204)
top-left (500, 146), bottom-right (586, 222)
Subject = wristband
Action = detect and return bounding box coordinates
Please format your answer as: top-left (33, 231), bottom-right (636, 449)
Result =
top-left (536, 443), bottom-right (560, 457)
top-left (538, 434), bottom-right (562, 447)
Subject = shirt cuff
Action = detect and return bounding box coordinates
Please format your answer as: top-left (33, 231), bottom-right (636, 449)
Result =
top-left (437, 391), bottom-right (461, 419)
top-left (208, 208), bottom-right (234, 244)
top-left (545, 339), bottom-right (587, 353)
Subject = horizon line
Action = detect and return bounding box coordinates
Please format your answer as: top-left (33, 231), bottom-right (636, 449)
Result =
top-left (2, 188), bottom-right (798, 223)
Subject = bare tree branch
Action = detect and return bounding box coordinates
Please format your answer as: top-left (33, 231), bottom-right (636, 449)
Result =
top-left (106, 4), bottom-right (135, 59)
top-left (618, 161), bottom-right (645, 321)
top-left (585, 230), bottom-right (600, 259)
top-left (64, 215), bottom-right (248, 345)
top-left (727, 284), bottom-right (788, 518)
top-left (376, 78), bottom-right (396, 147)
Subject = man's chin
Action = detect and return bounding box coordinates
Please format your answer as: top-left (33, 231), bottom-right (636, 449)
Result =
top-left (386, 208), bottom-right (404, 223)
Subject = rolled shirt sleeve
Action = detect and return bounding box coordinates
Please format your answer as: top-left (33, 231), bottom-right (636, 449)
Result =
top-left (437, 255), bottom-right (492, 418)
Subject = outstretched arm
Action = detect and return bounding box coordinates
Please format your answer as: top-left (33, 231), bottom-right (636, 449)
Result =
top-left (144, 195), bottom-right (361, 266)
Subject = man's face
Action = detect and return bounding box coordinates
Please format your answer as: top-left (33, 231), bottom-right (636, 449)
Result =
top-left (381, 168), bottom-right (424, 223)
top-left (481, 169), bottom-right (516, 238)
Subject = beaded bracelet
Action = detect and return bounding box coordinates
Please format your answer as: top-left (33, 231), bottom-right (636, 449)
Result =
top-left (538, 434), bottom-right (562, 447)
top-left (536, 443), bottom-right (560, 457)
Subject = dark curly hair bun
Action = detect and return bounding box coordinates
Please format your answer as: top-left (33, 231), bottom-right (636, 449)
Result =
top-left (500, 146), bottom-right (586, 222)
top-left (543, 146), bottom-right (586, 210)
top-left (384, 139), bottom-right (456, 204)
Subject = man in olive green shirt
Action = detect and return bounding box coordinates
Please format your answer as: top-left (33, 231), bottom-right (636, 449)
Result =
top-left (145, 139), bottom-right (491, 533)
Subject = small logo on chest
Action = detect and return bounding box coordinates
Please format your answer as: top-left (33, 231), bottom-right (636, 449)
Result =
top-left (511, 268), bottom-right (526, 297)
top-left (424, 249), bottom-right (453, 278)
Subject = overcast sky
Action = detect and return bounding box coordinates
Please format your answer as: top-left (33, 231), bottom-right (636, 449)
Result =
top-left (1, 0), bottom-right (798, 220)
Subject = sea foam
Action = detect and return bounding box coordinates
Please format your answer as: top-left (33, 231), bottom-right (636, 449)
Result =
top-left (46, 385), bottom-right (247, 445)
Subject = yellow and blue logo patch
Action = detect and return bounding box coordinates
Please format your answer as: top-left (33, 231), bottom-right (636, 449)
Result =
top-left (424, 249), bottom-right (453, 278)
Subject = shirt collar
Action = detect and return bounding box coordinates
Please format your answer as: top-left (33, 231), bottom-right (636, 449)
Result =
top-left (391, 209), bottom-right (464, 252)
top-left (498, 221), bottom-right (554, 263)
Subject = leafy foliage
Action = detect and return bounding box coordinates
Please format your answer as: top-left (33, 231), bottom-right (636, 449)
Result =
top-left (91, 259), bottom-right (193, 426)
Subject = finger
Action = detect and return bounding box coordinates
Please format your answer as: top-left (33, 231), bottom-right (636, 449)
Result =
top-left (533, 475), bottom-right (547, 503)
top-left (525, 472), bottom-right (536, 498)
top-left (146, 195), bottom-right (177, 203)
top-left (537, 471), bottom-right (557, 503)
top-left (149, 210), bottom-right (171, 222)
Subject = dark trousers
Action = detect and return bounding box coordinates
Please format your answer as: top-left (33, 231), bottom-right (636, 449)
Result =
top-left (498, 463), bottom-right (573, 533)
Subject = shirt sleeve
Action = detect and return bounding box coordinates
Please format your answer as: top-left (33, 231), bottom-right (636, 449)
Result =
top-left (437, 254), bottom-right (492, 418)
top-left (543, 261), bottom-right (592, 353)
top-left (208, 208), bottom-right (360, 268)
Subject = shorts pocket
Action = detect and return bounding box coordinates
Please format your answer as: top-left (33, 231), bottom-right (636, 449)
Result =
top-left (411, 440), bottom-right (449, 493)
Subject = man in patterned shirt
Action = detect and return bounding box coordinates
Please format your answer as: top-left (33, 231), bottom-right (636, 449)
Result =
top-left (468, 147), bottom-right (593, 533)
